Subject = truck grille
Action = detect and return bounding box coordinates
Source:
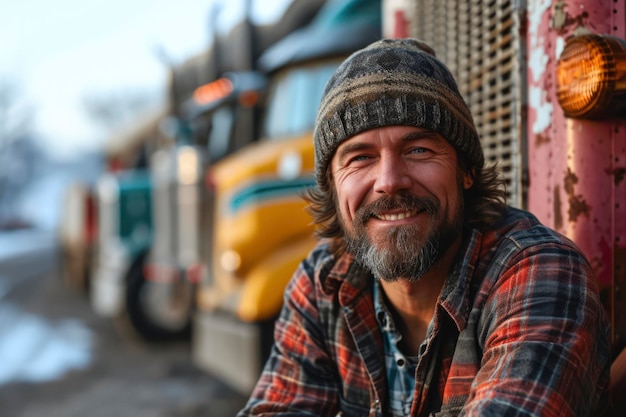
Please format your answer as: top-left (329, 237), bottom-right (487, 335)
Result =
top-left (410, 0), bottom-right (527, 208)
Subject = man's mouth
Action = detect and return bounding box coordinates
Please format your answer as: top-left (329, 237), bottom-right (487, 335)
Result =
top-left (355, 195), bottom-right (438, 226)
top-left (375, 209), bottom-right (419, 221)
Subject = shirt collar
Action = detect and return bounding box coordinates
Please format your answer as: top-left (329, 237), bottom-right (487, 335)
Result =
top-left (437, 228), bottom-right (483, 332)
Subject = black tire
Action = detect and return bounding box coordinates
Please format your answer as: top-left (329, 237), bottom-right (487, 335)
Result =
top-left (121, 250), bottom-right (193, 343)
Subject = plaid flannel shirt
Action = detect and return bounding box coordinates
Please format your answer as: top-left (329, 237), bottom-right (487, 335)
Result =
top-left (238, 207), bottom-right (611, 417)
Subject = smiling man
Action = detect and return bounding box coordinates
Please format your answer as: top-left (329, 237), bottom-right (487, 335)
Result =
top-left (237, 38), bottom-right (610, 417)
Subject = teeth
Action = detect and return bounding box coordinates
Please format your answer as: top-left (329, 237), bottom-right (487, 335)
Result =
top-left (377, 210), bottom-right (417, 221)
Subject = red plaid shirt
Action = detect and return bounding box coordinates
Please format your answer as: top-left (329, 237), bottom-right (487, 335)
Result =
top-left (238, 208), bottom-right (610, 416)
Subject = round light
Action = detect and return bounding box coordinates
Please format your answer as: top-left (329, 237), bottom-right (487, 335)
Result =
top-left (556, 34), bottom-right (626, 119)
top-left (177, 146), bottom-right (199, 185)
top-left (277, 151), bottom-right (302, 180)
top-left (220, 250), bottom-right (241, 272)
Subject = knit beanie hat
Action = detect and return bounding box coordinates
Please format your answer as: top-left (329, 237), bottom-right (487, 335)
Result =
top-left (313, 38), bottom-right (483, 190)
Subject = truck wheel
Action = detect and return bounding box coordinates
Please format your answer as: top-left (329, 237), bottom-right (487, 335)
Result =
top-left (121, 251), bottom-right (193, 343)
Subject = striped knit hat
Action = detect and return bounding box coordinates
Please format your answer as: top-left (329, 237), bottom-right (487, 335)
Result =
top-left (313, 38), bottom-right (483, 190)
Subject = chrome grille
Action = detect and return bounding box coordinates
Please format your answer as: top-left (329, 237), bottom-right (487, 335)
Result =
top-left (150, 149), bottom-right (178, 265)
top-left (410, 0), bottom-right (527, 208)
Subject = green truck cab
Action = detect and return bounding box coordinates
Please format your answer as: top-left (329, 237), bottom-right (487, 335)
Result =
top-left (91, 169), bottom-right (153, 318)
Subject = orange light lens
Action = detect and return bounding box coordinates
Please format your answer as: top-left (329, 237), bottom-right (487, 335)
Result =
top-left (192, 78), bottom-right (234, 106)
top-left (556, 34), bottom-right (626, 119)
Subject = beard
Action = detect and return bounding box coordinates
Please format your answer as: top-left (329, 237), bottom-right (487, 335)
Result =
top-left (343, 192), bottom-right (463, 283)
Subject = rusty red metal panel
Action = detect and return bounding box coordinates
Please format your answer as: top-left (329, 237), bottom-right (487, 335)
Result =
top-left (526, 0), bottom-right (626, 351)
top-left (613, 124), bottom-right (626, 351)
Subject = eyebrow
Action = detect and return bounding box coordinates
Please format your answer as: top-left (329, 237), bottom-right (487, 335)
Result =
top-left (335, 142), bottom-right (373, 165)
top-left (335, 130), bottom-right (443, 165)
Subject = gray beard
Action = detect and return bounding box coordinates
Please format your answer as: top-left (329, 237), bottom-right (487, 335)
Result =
top-left (347, 224), bottom-right (440, 282)
top-left (343, 194), bottom-right (461, 283)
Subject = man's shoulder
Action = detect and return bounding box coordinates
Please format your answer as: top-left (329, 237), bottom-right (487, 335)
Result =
top-left (303, 240), bottom-right (337, 275)
top-left (484, 206), bottom-right (582, 255)
top-left (300, 241), bottom-right (363, 293)
top-left (300, 241), bottom-right (339, 284)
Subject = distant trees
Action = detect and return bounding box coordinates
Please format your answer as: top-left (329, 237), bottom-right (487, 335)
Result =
top-left (0, 79), bottom-right (42, 229)
top-left (0, 81), bottom-right (32, 146)
top-left (82, 88), bottom-right (162, 135)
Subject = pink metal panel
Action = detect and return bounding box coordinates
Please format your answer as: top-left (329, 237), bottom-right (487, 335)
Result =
top-left (526, 0), bottom-right (626, 349)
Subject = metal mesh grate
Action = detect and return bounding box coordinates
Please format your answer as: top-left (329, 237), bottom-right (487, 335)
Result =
top-left (410, 0), bottom-right (527, 208)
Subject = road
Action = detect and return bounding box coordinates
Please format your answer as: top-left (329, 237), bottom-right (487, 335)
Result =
top-left (0, 230), bottom-right (249, 417)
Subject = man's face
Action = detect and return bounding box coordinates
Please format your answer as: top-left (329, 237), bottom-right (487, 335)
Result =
top-left (330, 125), bottom-right (473, 282)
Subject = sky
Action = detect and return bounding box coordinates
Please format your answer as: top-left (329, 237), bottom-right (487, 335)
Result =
top-left (0, 0), bottom-right (293, 160)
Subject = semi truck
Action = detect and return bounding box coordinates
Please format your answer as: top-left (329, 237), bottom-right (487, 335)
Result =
top-left (382, 0), bottom-right (625, 412)
top-left (89, 108), bottom-right (169, 324)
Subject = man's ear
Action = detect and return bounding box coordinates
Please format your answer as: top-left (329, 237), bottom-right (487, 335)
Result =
top-left (462, 169), bottom-right (475, 190)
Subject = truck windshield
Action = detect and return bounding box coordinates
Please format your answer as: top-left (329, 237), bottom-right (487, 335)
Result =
top-left (263, 59), bottom-right (339, 141)
top-left (207, 106), bottom-right (235, 161)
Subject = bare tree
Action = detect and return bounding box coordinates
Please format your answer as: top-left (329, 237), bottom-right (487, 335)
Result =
top-left (0, 79), bottom-right (38, 227)
top-left (81, 88), bottom-right (161, 135)
top-left (0, 80), bottom-right (33, 149)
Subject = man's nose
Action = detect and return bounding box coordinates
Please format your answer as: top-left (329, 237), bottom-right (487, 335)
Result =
top-left (373, 154), bottom-right (412, 194)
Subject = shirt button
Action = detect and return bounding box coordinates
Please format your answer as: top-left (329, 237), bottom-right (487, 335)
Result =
top-left (397, 358), bottom-right (405, 367)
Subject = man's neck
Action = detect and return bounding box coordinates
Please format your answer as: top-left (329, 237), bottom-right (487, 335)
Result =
top-left (379, 274), bottom-right (443, 354)
top-left (378, 236), bottom-right (462, 354)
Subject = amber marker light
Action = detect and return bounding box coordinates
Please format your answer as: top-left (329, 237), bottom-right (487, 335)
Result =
top-left (192, 77), bottom-right (234, 106)
top-left (556, 34), bottom-right (626, 119)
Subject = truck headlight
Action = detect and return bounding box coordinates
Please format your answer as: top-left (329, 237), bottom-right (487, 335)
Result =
top-left (220, 250), bottom-right (241, 273)
top-left (556, 34), bottom-right (626, 119)
top-left (177, 146), bottom-right (199, 185)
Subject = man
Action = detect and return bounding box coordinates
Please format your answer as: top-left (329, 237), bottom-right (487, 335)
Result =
top-left (237, 38), bottom-right (610, 417)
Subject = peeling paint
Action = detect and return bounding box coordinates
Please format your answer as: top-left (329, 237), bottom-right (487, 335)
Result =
top-left (535, 132), bottom-right (551, 146)
top-left (563, 167), bottom-right (578, 195)
top-left (527, 0), bottom-right (554, 135)
top-left (568, 194), bottom-right (591, 222)
top-left (529, 86), bottom-right (553, 134)
top-left (528, 47), bottom-right (549, 84)
top-left (549, 1), bottom-right (596, 35)
top-left (528, 0), bottom-right (552, 83)
top-left (528, 0), bottom-right (552, 46)
top-left (555, 36), bottom-right (565, 60)
top-left (572, 25), bottom-right (594, 36)
top-left (608, 167), bottom-right (626, 186)
top-left (564, 167), bottom-right (590, 222)
top-left (550, 1), bottom-right (567, 30)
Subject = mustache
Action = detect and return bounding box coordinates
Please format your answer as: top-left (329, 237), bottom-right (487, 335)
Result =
top-left (354, 194), bottom-right (439, 224)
